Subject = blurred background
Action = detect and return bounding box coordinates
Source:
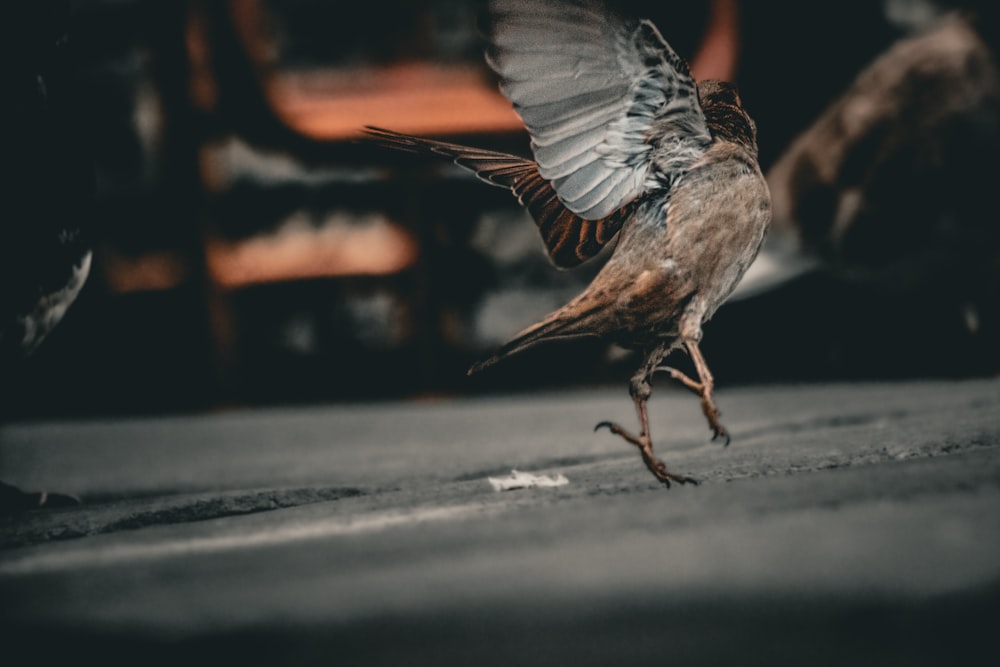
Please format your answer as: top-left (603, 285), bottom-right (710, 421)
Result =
top-left (2, 0), bottom-right (998, 421)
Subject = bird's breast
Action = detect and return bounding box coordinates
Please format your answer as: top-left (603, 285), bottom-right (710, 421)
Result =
top-left (641, 150), bottom-right (771, 317)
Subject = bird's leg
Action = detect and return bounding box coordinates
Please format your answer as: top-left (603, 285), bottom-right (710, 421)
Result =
top-left (685, 339), bottom-right (730, 444)
top-left (658, 339), bottom-right (729, 445)
top-left (595, 364), bottom-right (699, 487)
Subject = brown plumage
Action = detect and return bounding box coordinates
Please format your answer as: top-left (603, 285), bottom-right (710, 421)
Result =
top-left (364, 0), bottom-right (771, 486)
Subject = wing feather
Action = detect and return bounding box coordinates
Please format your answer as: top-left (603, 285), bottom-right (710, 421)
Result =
top-left (362, 127), bottom-right (629, 267)
top-left (488, 0), bottom-right (713, 221)
top-left (364, 1), bottom-right (711, 267)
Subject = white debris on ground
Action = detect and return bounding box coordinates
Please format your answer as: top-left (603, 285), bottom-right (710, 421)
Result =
top-left (487, 469), bottom-right (569, 492)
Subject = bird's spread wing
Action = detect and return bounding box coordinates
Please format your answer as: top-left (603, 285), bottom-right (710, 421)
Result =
top-left (487, 0), bottom-right (713, 223)
top-left (363, 127), bottom-right (633, 267)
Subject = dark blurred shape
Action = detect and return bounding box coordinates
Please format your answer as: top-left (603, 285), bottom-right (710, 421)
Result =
top-left (0, 0), bottom-right (94, 365)
top-left (720, 8), bottom-right (1000, 380)
top-left (0, 0), bottom-right (94, 509)
top-left (768, 11), bottom-right (1000, 270)
top-left (738, 0), bottom-right (899, 171)
top-left (0, 480), bottom-right (79, 513)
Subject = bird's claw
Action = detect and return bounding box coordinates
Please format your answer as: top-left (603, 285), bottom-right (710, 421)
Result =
top-left (656, 357), bottom-right (731, 448)
top-left (650, 460), bottom-right (700, 488)
top-left (595, 420), bottom-right (698, 487)
top-left (700, 399), bottom-right (730, 447)
top-left (594, 420), bottom-right (643, 447)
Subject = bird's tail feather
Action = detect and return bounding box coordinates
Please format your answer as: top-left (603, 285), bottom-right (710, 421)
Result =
top-left (467, 300), bottom-right (604, 375)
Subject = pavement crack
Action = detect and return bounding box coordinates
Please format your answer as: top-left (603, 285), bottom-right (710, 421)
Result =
top-left (0, 486), bottom-right (366, 550)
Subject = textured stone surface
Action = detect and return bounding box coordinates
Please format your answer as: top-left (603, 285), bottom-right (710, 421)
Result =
top-left (1, 379), bottom-right (998, 665)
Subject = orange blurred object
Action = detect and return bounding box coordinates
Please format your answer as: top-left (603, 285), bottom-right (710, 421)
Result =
top-left (265, 64), bottom-right (523, 140)
top-left (205, 215), bottom-right (419, 290)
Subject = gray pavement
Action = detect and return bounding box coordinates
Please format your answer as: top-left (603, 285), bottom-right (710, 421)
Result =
top-left (1, 379), bottom-right (999, 665)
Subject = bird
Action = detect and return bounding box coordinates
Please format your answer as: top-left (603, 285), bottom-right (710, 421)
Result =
top-left (364, 0), bottom-right (771, 486)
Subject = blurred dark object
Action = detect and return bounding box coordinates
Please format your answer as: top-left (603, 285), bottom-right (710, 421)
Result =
top-left (2, 0), bottom-right (529, 419)
top-left (0, 0), bottom-right (93, 366)
top-left (0, 480), bottom-right (79, 513)
top-left (722, 8), bottom-right (1000, 380)
top-left (0, 0), bottom-right (93, 509)
top-left (768, 11), bottom-right (1000, 270)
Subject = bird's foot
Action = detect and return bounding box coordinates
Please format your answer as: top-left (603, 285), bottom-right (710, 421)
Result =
top-left (701, 396), bottom-right (730, 446)
top-left (594, 421), bottom-right (699, 487)
top-left (656, 366), bottom-right (730, 446)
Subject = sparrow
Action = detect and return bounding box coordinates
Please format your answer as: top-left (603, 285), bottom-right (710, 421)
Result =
top-left (364, 0), bottom-right (771, 485)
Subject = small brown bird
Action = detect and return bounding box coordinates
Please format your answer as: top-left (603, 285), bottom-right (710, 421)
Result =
top-left (365, 0), bottom-right (771, 485)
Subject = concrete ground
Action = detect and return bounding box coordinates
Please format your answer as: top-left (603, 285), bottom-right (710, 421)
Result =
top-left (1, 378), bottom-right (998, 665)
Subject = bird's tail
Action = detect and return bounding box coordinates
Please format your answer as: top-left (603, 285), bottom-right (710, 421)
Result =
top-left (467, 297), bottom-right (605, 375)
top-left (361, 126), bottom-right (535, 188)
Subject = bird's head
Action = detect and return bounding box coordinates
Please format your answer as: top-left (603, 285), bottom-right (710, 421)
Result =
top-left (697, 80), bottom-right (758, 155)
